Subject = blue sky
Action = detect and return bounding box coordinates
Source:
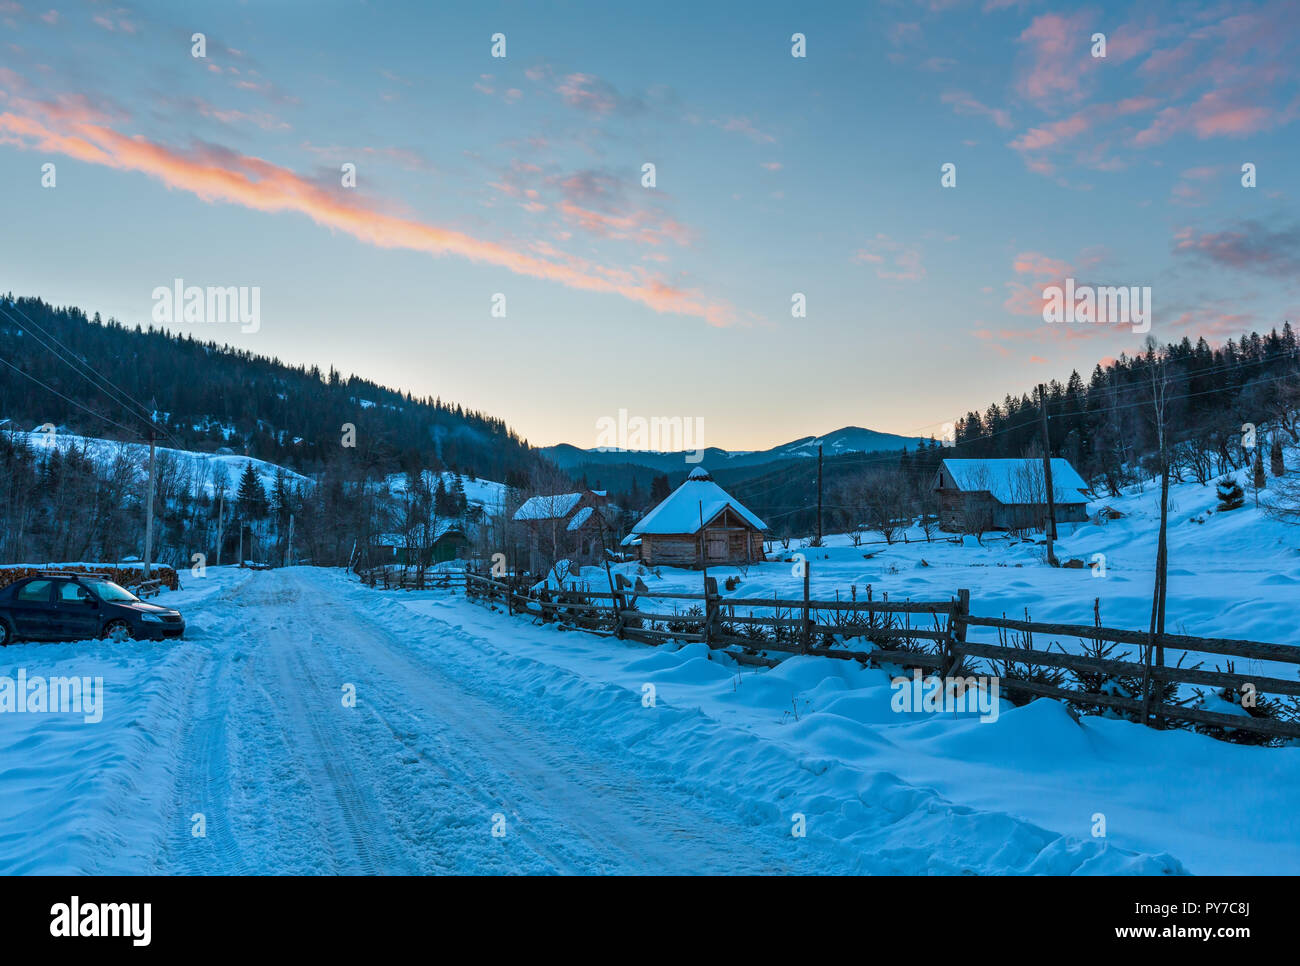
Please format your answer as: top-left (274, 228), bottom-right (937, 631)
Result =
top-left (2, 0), bottom-right (1297, 448)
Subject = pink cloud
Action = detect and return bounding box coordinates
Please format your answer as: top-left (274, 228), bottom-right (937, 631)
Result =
top-left (558, 201), bottom-right (693, 247)
top-left (941, 91), bottom-right (1012, 129)
top-left (1003, 248), bottom-right (1125, 329)
top-left (1015, 12), bottom-right (1095, 107)
top-left (1009, 99), bottom-right (1157, 174)
top-left (715, 116), bottom-right (776, 144)
top-left (852, 234), bottom-right (925, 282)
top-left (0, 94), bottom-right (731, 325)
top-left (1013, 251), bottom-right (1071, 278)
top-left (554, 73), bottom-right (643, 116)
top-left (1172, 222), bottom-right (1300, 278)
top-left (1010, 113), bottom-right (1090, 152)
top-left (1136, 91), bottom-right (1274, 145)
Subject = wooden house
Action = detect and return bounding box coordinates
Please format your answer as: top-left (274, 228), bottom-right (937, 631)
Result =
top-left (512, 489), bottom-right (611, 572)
top-left (933, 458), bottom-right (1090, 533)
top-left (622, 467), bottom-right (767, 567)
top-left (371, 520), bottom-right (468, 567)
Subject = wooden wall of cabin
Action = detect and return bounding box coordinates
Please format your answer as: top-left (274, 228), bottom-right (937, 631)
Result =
top-left (640, 529), bottom-right (766, 566)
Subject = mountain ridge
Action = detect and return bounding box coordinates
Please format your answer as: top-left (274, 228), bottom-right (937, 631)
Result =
top-left (542, 424), bottom-right (928, 474)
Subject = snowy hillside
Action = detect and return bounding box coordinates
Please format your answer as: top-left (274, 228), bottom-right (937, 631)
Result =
top-left (382, 470), bottom-right (507, 509)
top-left (8, 427), bottom-right (510, 509)
top-left (8, 428), bottom-right (309, 497)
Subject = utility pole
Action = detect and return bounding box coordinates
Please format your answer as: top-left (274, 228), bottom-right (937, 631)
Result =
top-left (1144, 348), bottom-right (1171, 727)
top-left (1037, 384), bottom-right (1058, 566)
top-left (215, 493), bottom-right (223, 567)
top-left (238, 520), bottom-right (244, 569)
top-left (285, 513), bottom-right (295, 568)
top-left (143, 423), bottom-right (157, 579)
top-left (697, 500), bottom-right (708, 585)
top-left (816, 444), bottom-right (824, 545)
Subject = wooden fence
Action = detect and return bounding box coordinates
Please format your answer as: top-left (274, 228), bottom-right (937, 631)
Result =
top-left (359, 566), bottom-right (461, 591)
top-left (371, 567), bottom-right (1300, 743)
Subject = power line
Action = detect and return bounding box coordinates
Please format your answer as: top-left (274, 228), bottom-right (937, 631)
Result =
top-left (0, 355), bottom-right (143, 438)
top-left (0, 300), bottom-right (179, 445)
top-left (0, 299), bottom-right (158, 426)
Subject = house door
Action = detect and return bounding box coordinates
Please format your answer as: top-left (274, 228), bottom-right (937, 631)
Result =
top-left (706, 534), bottom-right (727, 561)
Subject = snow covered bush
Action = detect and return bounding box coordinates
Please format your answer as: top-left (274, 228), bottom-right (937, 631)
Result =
top-left (1215, 476), bottom-right (1244, 511)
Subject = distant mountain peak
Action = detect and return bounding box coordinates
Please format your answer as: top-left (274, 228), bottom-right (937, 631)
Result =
top-left (543, 425), bottom-right (926, 473)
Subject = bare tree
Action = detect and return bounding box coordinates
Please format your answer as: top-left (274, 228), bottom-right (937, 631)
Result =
top-left (1264, 475), bottom-right (1300, 525)
top-left (956, 463), bottom-right (995, 545)
top-left (867, 469), bottom-right (913, 545)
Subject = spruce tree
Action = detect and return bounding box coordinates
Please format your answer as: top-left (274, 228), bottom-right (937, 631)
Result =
top-left (1251, 448), bottom-right (1266, 506)
top-left (237, 462), bottom-right (268, 519)
top-left (1216, 475), bottom-right (1244, 511)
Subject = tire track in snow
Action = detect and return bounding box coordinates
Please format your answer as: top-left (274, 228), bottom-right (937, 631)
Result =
top-left (309, 579), bottom-right (823, 873)
top-left (157, 569), bottom-right (842, 873)
top-left (160, 647), bottom-right (246, 874)
top-left (158, 575), bottom-right (419, 873)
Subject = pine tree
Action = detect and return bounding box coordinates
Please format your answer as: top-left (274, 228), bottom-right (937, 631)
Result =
top-left (270, 466), bottom-right (291, 526)
top-left (1251, 448), bottom-right (1266, 505)
top-left (1216, 475), bottom-right (1244, 511)
top-left (1271, 436), bottom-right (1286, 477)
top-left (237, 462), bottom-right (268, 519)
top-left (451, 475), bottom-right (468, 516)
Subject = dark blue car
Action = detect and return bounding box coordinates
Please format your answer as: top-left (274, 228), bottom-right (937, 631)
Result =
top-left (0, 573), bottom-right (185, 644)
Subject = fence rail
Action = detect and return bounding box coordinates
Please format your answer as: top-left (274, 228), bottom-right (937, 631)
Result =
top-left (368, 566), bottom-right (1300, 743)
top-left (359, 566), bottom-right (462, 591)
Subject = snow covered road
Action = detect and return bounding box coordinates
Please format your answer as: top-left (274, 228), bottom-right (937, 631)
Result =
top-left (2, 566), bottom-right (1249, 875)
top-left (152, 569), bottom-right (835, 874)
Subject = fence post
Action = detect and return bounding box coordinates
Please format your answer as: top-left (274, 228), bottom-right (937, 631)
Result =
top-left (800, 561), bottom-right (811, 654)
top-left (945, 588), bottom-right (970, 676)
top-left (612, 573), bottom-right (629, 640)
top-left (1153, 631), bottom-right (1167, 730)
top-left (704, 576), bottom-right (718, 648)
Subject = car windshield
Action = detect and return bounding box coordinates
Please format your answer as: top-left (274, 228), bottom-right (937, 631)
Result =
top-left (86, 580), bottom-right (140, 602)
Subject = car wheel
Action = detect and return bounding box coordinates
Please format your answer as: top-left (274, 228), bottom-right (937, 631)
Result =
top-left (103, 619), bottom-right (132, 643)
top-left (0, 621), bottom-right (11, 646)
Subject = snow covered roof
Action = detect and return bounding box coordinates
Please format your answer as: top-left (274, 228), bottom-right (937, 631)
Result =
top-left (938, 458), bottom-right (1089, 505)
top-left (631, 467), bottom-right (767, 535)
top-left (371, 517), bottom-right (467, 548)
top-left (567, 506), bottom-right (596, 531)
top-left (373, 519), bottom-right (465, 546)
top-left (513, 492), bottom-right (584, 521)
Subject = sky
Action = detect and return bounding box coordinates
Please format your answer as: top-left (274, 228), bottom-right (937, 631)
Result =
top-left (1, 0), bottom-right (1298, 451)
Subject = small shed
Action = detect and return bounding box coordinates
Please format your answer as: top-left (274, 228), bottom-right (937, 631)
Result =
top-left (372, 520), bottom-right (468, 566)
top-left (622, 467), bottom-right (767, 567)
top-left (933, 458), bottom-right (1090, 532)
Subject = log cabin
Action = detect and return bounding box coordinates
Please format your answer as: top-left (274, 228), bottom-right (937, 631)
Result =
top-left (933, 457), bottom-right (1090, 533)
top-left (622, 466), bottom-right (767, 567)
